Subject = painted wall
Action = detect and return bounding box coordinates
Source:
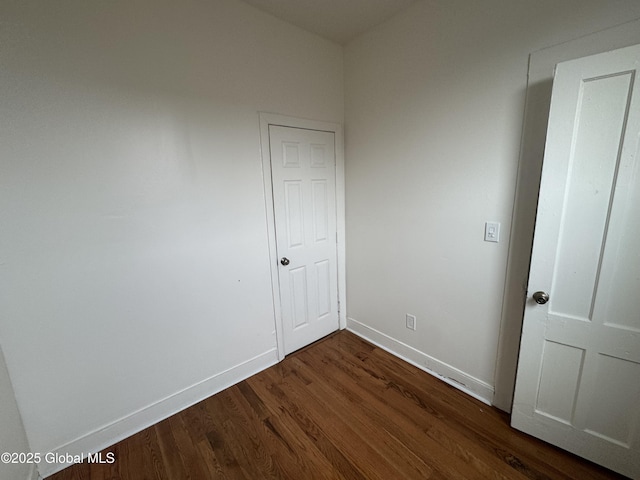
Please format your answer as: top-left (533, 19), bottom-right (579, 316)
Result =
top-left (0, 346), bottom-right (34, 480)
top-left (0, 0), bottom-right (342, 475)
top-left (344, 0), bottom-right (640, 408)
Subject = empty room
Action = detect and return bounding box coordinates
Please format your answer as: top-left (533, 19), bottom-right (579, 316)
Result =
top-left (1, 0), bottom-right (640, 478)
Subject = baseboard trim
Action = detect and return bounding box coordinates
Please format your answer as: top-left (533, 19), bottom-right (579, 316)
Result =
top-left (38, 348), bottom-right (278, 478)
top-left (347, 317), bottom-right (494, 405)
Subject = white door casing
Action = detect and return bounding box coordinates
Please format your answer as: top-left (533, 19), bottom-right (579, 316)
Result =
top-left (512, 44), bottom-right (640, 478)
top-left (259, 114), bottom-right (346, 359)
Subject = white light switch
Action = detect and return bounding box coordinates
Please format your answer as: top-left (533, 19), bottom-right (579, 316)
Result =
top-left (484, 222), bottom-right (500, 243)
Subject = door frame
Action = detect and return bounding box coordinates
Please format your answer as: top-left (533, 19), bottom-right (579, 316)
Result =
top-left (259, 112), bottom-right (346, 361)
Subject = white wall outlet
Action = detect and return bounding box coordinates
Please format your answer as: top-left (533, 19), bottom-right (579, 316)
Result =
top-left (484, 221), bottom-right (500, 243)
top-left (406, 314), bottom-right (416, 331)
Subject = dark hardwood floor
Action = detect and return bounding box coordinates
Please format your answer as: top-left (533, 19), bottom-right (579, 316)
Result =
top-left (48, 330), bottom-right (626, 479)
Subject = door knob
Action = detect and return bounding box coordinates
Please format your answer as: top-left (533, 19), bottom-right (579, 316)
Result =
top-left (280, 257), bottom-right (290, 266)
top-left (533, 291), bottom-right (549, 305)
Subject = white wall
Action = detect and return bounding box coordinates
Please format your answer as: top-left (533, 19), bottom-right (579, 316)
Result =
top-left (0, 0), bottom-right (342, 476)
top-left (0, 346), bottom-right (35, 480)
top-left (344, 0), bottom-right (640, 407)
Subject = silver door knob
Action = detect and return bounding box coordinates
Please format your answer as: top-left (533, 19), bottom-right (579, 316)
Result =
top-left (280, 257), bottom-right (290, 266)
top-left (533, 291), bottom-right (549, 305)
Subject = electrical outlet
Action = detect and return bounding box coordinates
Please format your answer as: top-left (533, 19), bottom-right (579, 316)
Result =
top-left (406, 314), bottom-right (416, 331)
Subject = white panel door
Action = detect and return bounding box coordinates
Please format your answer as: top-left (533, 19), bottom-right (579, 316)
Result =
top-left (269, 126), bottom-right (339, 355)
top-left (512, 44), bottom-right (640, 478)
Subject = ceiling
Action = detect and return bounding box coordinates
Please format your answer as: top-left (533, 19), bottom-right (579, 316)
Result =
top-left (241, 0), bottom-right (417, 44)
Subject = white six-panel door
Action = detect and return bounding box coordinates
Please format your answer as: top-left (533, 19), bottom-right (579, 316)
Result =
top-left (511, 44), bottom-right (640, 478)
top-left (269, 126), bottom-right (339, 355)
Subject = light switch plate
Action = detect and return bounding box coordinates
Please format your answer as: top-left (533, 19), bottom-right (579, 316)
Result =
top-left (485, 222), bottom-right (500, 243)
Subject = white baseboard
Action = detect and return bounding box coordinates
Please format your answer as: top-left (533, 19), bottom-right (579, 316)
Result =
top-left (38, 348), bottom-right (278, 478)
top-left (347, 317), bottom-right (494, 405)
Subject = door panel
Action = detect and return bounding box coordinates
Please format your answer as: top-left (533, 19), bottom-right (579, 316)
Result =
top-left (312, 180), bottom-right (328, 242)
top-left (586, 355), bottom-right (640, 445)
top-left (512, 44), bottom-right (640, 478)
top-left (535, 341), bottom-right (584, 423)
top-left (284, 181), bottom-right (304, 247)
top-left (550, 72), bottom-right (633, 319)
top-left (289, 265), bottom-right (309, 329)
top-left (315, 259), bottom-right (331, 318)
top-left (270, 126), bottom-right (339, 354)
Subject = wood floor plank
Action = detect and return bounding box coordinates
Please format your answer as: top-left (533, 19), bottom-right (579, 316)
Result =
top-left (257, 365), bottom-right (403, 480)
top-left (203, 389), bottom-right (271, 480)
top-left (154, 418), bottom-right (188, 479)
top-left (119, 429), bottom-right (156, 480)
top-left (246, 373), bottom-right (366, 480)
top-left (168, 414), bottom-right (212, 479)
top-left (225, 383), bottom-right (335, 480)
top-left (47, 331), bottom-right (627, 480)
top-left (252, 367), bottom-right (374, 480)
top-left (310, 339), bottom-right (525, 479)
top-left (194, 438), bottom-right (229, 480)
top-left (297, 339), bottom-right (508, 480)
top-left (295, 363), bottom-right (454, 478)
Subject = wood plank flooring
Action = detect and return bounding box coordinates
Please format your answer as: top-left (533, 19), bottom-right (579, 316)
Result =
top-left (48, 331), bottom-right (627, 479)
